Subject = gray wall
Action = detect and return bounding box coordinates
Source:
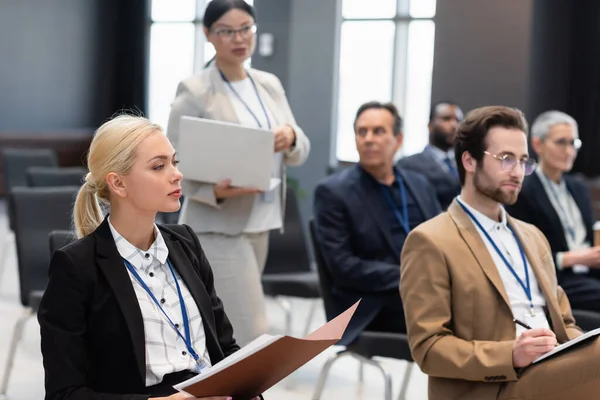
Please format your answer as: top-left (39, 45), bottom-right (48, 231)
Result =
top-left (431, 0), bottom-right (534, 116)
top-left (0, 0), bottom-right (98, 131)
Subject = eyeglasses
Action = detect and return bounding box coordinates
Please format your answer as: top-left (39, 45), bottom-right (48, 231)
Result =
top-left (549, 138), bottom-right (582, 150)
top-left (211, 24), bottom-right (257, 41)
top-left (483, 151), bottom-right (537, 176)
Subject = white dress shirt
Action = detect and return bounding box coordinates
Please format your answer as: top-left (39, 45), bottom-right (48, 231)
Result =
top-left (224, 77), bottom-right (283, 233)
top-left (536, 168), bottom-right (590, 273)
top-left (457, 197), bottom-right (551, 338)
top-left (108, 219), bottom-right (211, 386)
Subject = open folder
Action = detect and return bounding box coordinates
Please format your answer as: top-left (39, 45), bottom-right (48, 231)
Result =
top-left (173, 300), bottom-right (360, 398)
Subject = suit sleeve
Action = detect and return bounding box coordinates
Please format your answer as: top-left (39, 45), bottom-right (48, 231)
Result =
top-left (314, 183), bottom-right (400, 293)
top-left (184, 225), bottom-right (239, 358)
top-left (38, 250), bottom-right (149, 400)
top-left (269, 76), bottom-right (310, 166)
top-left (400, 229), bottom-right (519, 382)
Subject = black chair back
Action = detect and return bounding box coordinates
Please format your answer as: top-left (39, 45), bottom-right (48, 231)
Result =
top-left (2, 148), bottom-right (58, 230)
top-left (308, 218), bottom-right (338, 322)
top-left (27, 166), bottom-right (86, 187)
top-left (263, 187), bottom-right (312, 274)
top-left (11, 186), bottom-right (78, 306)
top-left (49, 230), bottom-right (77, 255)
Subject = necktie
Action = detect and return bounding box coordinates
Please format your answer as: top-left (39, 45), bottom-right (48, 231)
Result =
top-left (444, 156), bottom-right (459, 180)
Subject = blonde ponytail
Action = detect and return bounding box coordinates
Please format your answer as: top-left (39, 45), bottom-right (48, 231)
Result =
top-left (72, 115), bottom-right (163, 238)
top-left (73, 179), bottom-right (104, 238)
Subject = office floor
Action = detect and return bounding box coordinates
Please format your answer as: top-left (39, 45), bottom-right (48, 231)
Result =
top-left (0, 202), bottom-right (428, 399)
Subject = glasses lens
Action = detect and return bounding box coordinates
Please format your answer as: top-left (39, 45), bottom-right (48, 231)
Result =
top-left (574, 138), bottom-right (582, 150)
top-left (523, 159), bottom-right (536, 176)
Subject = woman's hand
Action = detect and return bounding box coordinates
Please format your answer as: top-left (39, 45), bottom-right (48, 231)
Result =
top-left (213, 179), bottom-right (261, 200)
top-left (273, 125), bottom-right (296, 152)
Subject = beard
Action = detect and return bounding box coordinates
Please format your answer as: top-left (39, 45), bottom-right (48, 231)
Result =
top-left (473, 167), bottom-right (520, 205)
top-left (430, 128), bottom-right (455, 152)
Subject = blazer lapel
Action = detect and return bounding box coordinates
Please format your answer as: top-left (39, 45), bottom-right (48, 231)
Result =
top-left (204, 66), bottom-right (240, 123)
top-left (507, 217), bottom-right (570, 341)
top-left (399, 169), bottom-right (432, 218)
top-left (352, 167), bottom-right (398, 255)
top-left (161, 230), bottom-right (224, 362)
top-left (448, 201), bottom-right (512, 310)
top-left (94, 219), bottom-right (146, 381)
top-left (529, 173), bottom-right (566, 241)
top-left (250, 69), bottom-right (285, 127)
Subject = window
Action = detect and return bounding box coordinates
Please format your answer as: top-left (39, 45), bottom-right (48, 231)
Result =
top-left (336, 0), bottom-right (437, 162)
top-left (148, 0), bottom-right (253, 129)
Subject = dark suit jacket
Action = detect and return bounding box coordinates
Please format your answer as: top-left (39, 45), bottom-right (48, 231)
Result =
top-left (38, 218), bottom-right (242, 400)
top-left (397, 146), bottom-right (461, 210)
top-left (505, 172), bottom-right (594, 278)
top-left (313, 165), bottom-right (441, 345)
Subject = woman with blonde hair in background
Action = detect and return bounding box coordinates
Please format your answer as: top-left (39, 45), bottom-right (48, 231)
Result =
top-left (167, 0), bottom-right (310, 345)
top-left (38, 115), bottom-right (260, 400)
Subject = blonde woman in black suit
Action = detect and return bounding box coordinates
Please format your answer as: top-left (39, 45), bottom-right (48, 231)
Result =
top-left (39, 115), bottom-right (260, 399)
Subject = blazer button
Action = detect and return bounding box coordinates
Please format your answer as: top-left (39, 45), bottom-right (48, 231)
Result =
top-left (145, 253), bottom-right (150, 258)
top-left (500, 375), bottom-right (506, 380)
top-left (160, 298), bottom-right (165, 304)
top-left (182, 351), bottom-right (187, 356)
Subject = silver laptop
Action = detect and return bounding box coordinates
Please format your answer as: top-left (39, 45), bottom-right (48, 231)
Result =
top-left (177, 116), bottom-right (275, 192)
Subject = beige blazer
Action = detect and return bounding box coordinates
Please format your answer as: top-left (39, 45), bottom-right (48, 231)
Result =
top-left (400, 200), bottom-right (583, 400)
top-left (167, 65), bottom-right (310, 235)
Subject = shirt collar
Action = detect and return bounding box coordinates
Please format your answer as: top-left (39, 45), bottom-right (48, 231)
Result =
top-left (108, 217), bottom-right (169, 269)
top-left (457, 196), bottom-right (508, 233)
top-left (426, 144), bottom-right (455, 162)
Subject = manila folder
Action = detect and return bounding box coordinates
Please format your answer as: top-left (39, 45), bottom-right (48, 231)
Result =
top-left (174, 300), bottom-right (361, 398)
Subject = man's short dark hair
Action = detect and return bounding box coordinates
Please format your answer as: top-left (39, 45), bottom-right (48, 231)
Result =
top-left (429, 100), bottom-right (460, 123)
top-left (454, 106), bottom-right (529, 185)
top-left (354, 101), bottom-right (403, 136)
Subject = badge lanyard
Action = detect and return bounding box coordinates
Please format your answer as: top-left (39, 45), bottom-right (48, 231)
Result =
top-left (541, 174), bottom-right (576, 240)
top-left (381, 173), bottom-right (410, 234)
top-left (124, 258), bottom-right (207, 371)
top-left (458, 200), bottom-right (536, 316)
top-left (219, 70), bottom-right (272, 129)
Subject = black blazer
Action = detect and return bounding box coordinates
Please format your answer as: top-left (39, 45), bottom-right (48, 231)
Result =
top-left (38, 218), bottom-right (241, 400)
top-left (313, 165), bottom-right (441, 345)
top-left (505, 172), bottom-right (594, 277)
top-left (397, 146), bottom-right (461, 210)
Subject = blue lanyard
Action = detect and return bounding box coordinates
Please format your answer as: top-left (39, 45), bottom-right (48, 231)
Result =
top-left (219, 70), bottom-right (272, 129)
top-left (123, 258), bottom-right (204, 369)
top-left (457, 200), bottom-right (535, 315)
top-left (542, 174), bottom-right (575, 240)
top-left (381, 174), bottom-right (410, 234)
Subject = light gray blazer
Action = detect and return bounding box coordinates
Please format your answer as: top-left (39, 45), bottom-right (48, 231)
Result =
top-left (167, 65), bottom-right (310, 235)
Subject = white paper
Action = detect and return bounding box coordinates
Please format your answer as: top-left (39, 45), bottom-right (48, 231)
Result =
top-left (533, 327), bottom-right (600, 364)
top-left (173, 333), bottom-right (283, 392)
top-left (268, 178), bottom-right (281, 191)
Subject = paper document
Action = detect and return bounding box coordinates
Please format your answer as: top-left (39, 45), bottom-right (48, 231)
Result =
top-left (177, 116), bottom-right (276, 192)
top-left (533, 327), bottom-right (600, 364)
top-left (173, 300), bottom-right (361, 399)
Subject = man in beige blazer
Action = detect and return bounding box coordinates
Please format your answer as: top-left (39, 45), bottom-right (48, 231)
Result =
top-left (401, 106), bottom-right (600, 400)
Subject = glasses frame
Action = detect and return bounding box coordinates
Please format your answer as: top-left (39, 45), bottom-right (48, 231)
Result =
top-left (210, 24), bottom-right (257, 41)
top-left (483, 151), bottom-right (537, 176)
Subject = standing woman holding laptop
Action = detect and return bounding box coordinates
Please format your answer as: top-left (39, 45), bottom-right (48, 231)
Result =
top-left (167, 0), bottom-right (310, 346)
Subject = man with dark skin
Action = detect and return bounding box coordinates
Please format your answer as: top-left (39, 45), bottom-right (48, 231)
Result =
top-left (398, 101), bottom-right (464, 209)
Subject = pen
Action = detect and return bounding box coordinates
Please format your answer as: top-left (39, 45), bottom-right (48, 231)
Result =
top-left (513, 318), bottom-right (533, 330)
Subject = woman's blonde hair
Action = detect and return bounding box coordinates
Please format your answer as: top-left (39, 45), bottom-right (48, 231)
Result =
top-left (73, 115), bottom-right (163, 238)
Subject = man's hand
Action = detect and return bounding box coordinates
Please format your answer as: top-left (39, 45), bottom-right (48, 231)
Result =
top-left (512, 328), bottom-right (557, 368)
top-left (273, 125), bottom-right (296, 152)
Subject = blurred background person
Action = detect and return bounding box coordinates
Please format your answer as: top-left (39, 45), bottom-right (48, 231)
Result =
top-left (398, 101), bottom-right (463, 210)
top-left (166, 0), bottom-right (310, 345)
top-left (506, 111), bottom-right (600, 313)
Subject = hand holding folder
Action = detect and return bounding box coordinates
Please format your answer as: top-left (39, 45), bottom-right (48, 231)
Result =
top-left (174, 300), bottom-right (361, 399)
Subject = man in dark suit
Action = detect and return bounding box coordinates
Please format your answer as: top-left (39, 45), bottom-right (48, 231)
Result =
top-left (398, 101), bottom-right (464, 210)
top-left (506, 110), bottom-right (600, 313)
top-left (314, 101), bottom-right (441, 345)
